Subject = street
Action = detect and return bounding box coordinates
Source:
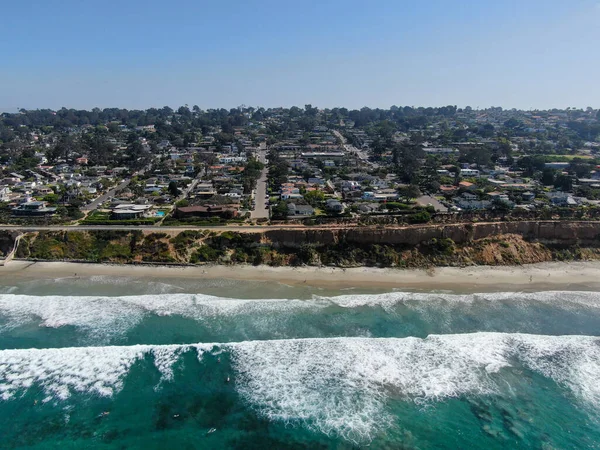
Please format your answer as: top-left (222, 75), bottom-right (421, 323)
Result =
top-left (332, 129), bottom-right (378, 168)
top-left (251, 142), bottom-right (270, 220)
top-left (81, 165), bottom-right (151, 212)
top-left (82, 178), bottom-right (131, 211)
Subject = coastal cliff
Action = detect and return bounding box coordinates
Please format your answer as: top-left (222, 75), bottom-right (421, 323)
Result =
top-left (9, 221), bottom-right (600, 268)
top-left (261, 221), bottom-right (600, 248)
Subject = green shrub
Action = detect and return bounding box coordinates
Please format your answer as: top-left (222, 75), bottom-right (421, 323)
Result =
top-left (408, 211), bottom-right (431, 224)
top-left (100, 243), bottom-right (132, 260)
top-left (190, 245), bottom-right (222, 263)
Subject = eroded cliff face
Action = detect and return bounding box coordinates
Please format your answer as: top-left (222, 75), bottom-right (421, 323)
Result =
top-left (262, 221), bottom-right (600, 248)
top-left (11, 221), bottom-right (600, 267)
top-left (0, 231), bottom-right (24, 257)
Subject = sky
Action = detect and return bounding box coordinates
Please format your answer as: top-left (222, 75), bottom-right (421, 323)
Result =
top-left (1, 0), bottom-right (599, 111)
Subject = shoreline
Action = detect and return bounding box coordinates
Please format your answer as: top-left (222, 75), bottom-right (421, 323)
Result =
top-left (1, 260), bottom-right (600, 292)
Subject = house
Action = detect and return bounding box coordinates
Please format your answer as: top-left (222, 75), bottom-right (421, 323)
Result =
top-left (111, 204), bottom-right (152, 219)
top-left (545, 162), bottom-right (570, 170)
top-left (455, 192), bottom-right (491, 210)
top-left (33, 186), bottom-right (53, 196)
top-left (522, 192), bottom-right (536, 202)
top-left (194, 183), bottom-right (216, 197)
top-left (111, 209), bottom-right (145, 220)
top-left (458, 181), bottom-right (476, 191)
top-left (0, 187), bottom-right (11, 202)
top-left (487, 192), bottom-right (510, 202)
top-left (54, 164), bottom-right (71, 174)
top-left (174, 205), bottom-right (238, 219)
top-left (439, 185), bottom-right (458, 195)
top-left (12, 201), bottom-right (57, 216)
top-left (325, 199), bottom-right (344, 213)
top-left (287, 203), bottom-right (314, 216)
top-left (1, 177), bottom-right (21, 186)
top-left (460, 169), bottom-right (480, 178)
top-left (342, 180), bottom-right (361, 191)
top-left (423, 147), bottom-right (458, 155)
top-left (356, 203), bottom-right (379, 214)
top-left (281, 187), bottom-right (303, 200)
top-left (307, 177), bottom-right (325, 186)
top-left (223, 192), bottom-right (242, 201)
top-left (547, 192), bottom-right (578, 206)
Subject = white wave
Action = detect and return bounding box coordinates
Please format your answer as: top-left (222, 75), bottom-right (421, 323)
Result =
top-left (0, 344), bottom-right (185, 401)
top-left (2, 333), bottom-right (599, 443)
top-left (319, 290), bottom-right (600, 309)
top-left (0, 293), bottom-right (326, 340)
top-left (230, 334), bottom-right (511, 442)
top-left (516, 334), bottom-right (600, 410)
top-left (1, 291), bottom-right (599, 338)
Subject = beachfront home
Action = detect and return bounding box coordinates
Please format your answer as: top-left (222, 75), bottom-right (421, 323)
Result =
top-left (174, 205), bottom-right (239, 219)
top-left (12, 201), bottom-right (57, 217)
top-left (287, 203), bottom-right (314, 216)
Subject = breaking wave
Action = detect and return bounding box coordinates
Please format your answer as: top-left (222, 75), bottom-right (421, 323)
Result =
top-left (1, 291), bottom-right (599, 341)
top-left (1, 333), bottom-right (599, 443)
top-left (0, 293), bottom-right (324, 341)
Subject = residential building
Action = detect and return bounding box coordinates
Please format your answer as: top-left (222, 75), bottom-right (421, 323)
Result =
top-left (12, 201), bottom-right (57, 216)
top-left (287, 203), bottom-right (314, 216)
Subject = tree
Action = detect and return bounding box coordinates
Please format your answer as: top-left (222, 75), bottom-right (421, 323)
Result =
top-left (398, 184), bottom-right (421, 202)
top-left (43, 193), bottom-right (60, 204)
top-left (304, 190), bottom-right (325, 206)
top-left (126, 140), bottom-right (147, 170)
top-left (272, 201), bottom-right (289, 220)
top-left (504, 118), bottom-right (522, 129)
top-left (554, 174), bottom-right (573, 192)
top-left (541, 168), bottom-right (556, 186)
top-left (570, 158), bottom-right (592, 178)
top-left (518, 156), bottom-right (546, 177)
top-left (168, 181), bottom-right (181, 197)
top-left (393, 144), bottom-right (423, 183)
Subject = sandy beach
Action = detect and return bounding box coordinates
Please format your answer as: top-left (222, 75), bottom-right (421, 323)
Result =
top-left (1, 260), bottom-right (599, 292)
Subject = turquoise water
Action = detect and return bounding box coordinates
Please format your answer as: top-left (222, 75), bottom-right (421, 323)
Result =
top-left (0, 276), bottom-right (599, 449)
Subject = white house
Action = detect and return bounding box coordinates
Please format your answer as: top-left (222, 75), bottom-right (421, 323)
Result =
top-left (460, 169), bottom-right (480, 178)
top-left (0, 187), bottom-right (11, 202)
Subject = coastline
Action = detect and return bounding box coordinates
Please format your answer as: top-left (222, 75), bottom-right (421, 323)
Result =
top-left (2, 260), bottom-right (600, 292)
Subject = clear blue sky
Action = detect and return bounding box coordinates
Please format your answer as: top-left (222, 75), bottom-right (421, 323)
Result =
top-left (1, 0), bottom-right (599, 111)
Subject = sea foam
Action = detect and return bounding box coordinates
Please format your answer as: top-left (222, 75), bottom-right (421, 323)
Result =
top-left (0, 293), bottom-right (324, 341)
top-left (1, 291), bottom-right (599, 341)
top-left (1, 333), bottom-right (599, 443)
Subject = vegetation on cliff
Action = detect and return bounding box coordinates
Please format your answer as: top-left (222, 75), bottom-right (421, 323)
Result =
top-left (12, 224), bottom-right (600, 268)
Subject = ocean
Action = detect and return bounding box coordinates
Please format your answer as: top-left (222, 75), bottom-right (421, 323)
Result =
top-left (0, 274), bottom-right (599, 449)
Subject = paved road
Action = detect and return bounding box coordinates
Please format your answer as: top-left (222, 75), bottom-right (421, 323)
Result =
top-left (0, 225), bottom-right (279, 233)
top-left (416, 195), bottom-right (448, 213)
top-left (251, 143), bottom-right (270, 220)
top-left (332, 129), bottom-right (378, 169)
top-left (81, 166), bottom-right (152, 212)
top-left (82, 178), bottom-right (131, 211)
